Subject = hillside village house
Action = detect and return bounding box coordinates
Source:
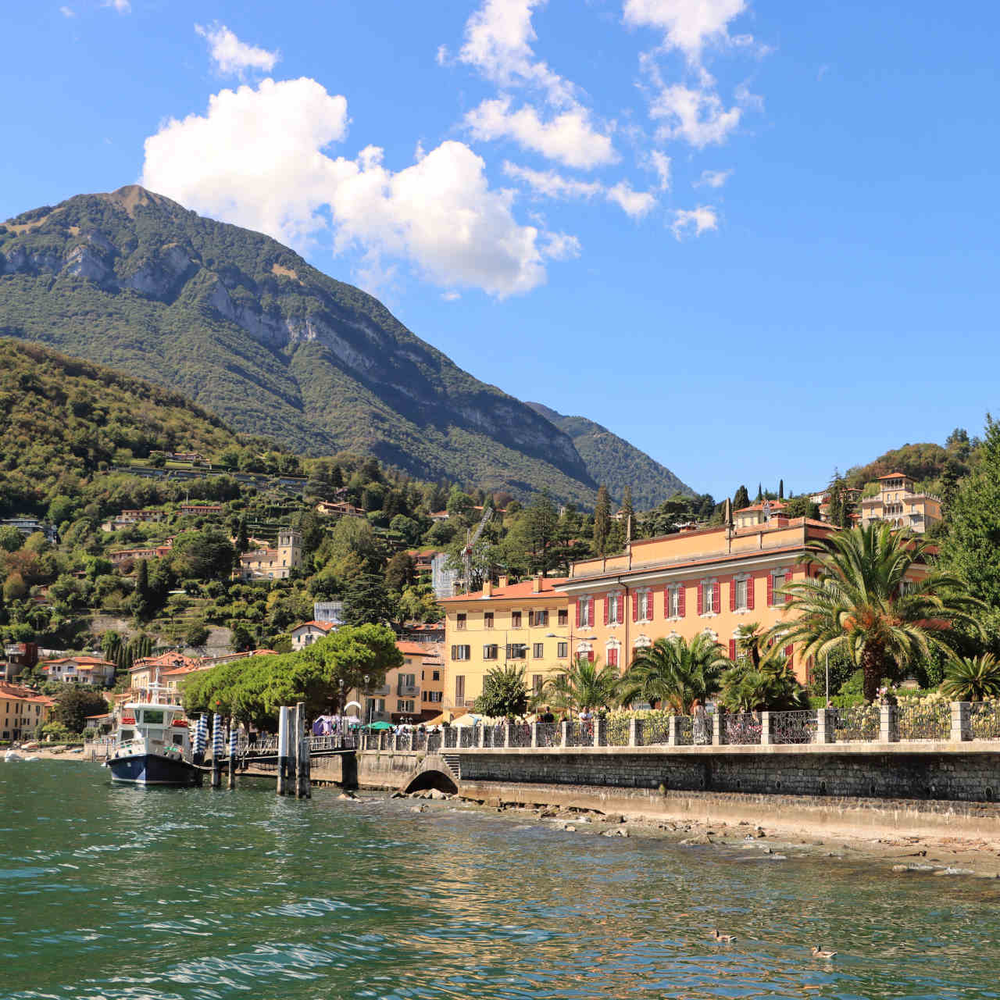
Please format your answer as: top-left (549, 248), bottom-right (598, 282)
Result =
top-left (101, 508), bottom-right (164, 532)
top-left (315, 500), bottom-right (365, 518)
top-left (41, 656), bottom-right (116, 686)
top-left (1, 683), bottom-right (55, 740)
top-left (110, 540), bottom-right (173, 566)
top-left (350, 641), bottom-right (445, 724)
top-left (178, 503), bottom-right (224, 516)
top-left (859, 473), bottom-right (942, 534)
top-left (440, 576), bottom-right (570, 713)
top-left (290, 620), bottom-right (337, 650)
top-left (128, 652), bottom-right (199, 694)
top-left (238, 529), bottom-right (302, 581)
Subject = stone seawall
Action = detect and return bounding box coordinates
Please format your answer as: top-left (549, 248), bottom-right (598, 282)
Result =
top-left (454, 746), bottom-right (1000, 803)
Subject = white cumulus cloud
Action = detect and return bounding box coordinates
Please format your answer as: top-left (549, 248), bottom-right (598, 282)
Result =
top-left (465, 97), bottom-right (616, 169)
top-left (102, 0), bottom-right (130, 12)
top-left (195, 23), bottom-right (279, 77)
top-left (648, 83), bottom-right (740, 147)
top-left (503, 163), bottom-right (655, 218)
top-left (459, 0), bottom-right (574, 105)
top-left (646, 149), bottom-right (672, 190)
top-left (671, 204), bottom-right (718, 239)
top-left (623, 0), bottom-right (749, 62)
top-left (696, 168), bottom-right (732, 188)
top-left (60, 6), bottom-right (75, 17)
top-left (141, 78), bottom-right (562, 297)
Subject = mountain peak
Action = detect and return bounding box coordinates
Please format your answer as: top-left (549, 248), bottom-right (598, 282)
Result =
top-left (98, 184), bottom-right (183, 218)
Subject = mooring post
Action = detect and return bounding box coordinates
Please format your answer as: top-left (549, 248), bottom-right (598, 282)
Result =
top-left (193, 714), bottom-right (206, 766)
top-left (287, 705), bottom-right (299, 795)
top-left (277, 706), bottom-right (289, 796)
top-left (296, 703), bottom-right (307, 798)
top-left (211, 713), bottom-right (223, 789)
top-left (227, 717), bottom-right (237, 789)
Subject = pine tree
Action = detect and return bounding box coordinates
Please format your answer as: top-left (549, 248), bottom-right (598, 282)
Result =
top-left (732, 485), bottom-right (750, 510)
top-left (329, 464), bottom-right (344, 488)
top-left (593, 485), bottom-right (611, 556)
top-left (620, 485), bottom-right (636, 542)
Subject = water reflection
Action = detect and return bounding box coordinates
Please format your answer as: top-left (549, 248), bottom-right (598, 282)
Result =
top-left (2, 763), bottom-right (1000, 999)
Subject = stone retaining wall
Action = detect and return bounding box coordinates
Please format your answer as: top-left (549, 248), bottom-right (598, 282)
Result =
top-left (452, 747), bottom-right (1000, 803)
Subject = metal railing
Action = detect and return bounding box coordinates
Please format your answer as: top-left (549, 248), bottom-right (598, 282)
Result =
top-left (509, 723), bottom-right (532, 748)
top-left (896, 701), bottom-right (951, 741)
top-left (607, 717), bottom-right (630, 746)
top-left (969, 702), bottom-right (1000, 740)
top-left (771, 710), bottom-right (817, 745)
top-left (536, 722), bottom-right (558, 747)
top-left (642, 715), bottom-right (672, 745)
top-left (675, 716), bottom-right (695, 746)
top-left (458, 727), bottom-right (475, 749)
top-left (833, 704), bottom-right (881, 742)
top-left (724, 712), bottom-right (762, 745)
top-left (565, 720), bottom-right (593, 747)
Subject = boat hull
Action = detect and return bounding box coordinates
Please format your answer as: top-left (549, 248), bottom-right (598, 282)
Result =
top-left (106, 753), bottom-right (202, 787)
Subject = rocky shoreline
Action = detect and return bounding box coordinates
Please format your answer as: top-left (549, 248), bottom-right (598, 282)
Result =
top-left (392, 785), bottom-right (1000, 880)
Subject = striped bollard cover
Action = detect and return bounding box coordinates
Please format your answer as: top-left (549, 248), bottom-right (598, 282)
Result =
top-left (213, 714), bottom-right (224, 757)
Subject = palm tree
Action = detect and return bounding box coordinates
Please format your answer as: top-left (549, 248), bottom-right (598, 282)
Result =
top-left (769, 523), bottom-right (980, 703)
top-left (719, 656), bottom-right (809, 713)
top-left (941, 655), bottom-right (1000, 702)
top-left (735, 622), bottom-right (765, 669)
top-left (619, 634), bottom-right (728, 714)
top-left (538, 655), bottom-right (620, 713)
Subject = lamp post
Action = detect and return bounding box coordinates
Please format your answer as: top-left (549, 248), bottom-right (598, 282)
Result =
top-left (364, 673), bottom-right (371, 726)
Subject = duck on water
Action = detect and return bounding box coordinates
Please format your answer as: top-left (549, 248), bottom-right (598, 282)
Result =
top-left (105, 684), bottom-right (201, 787)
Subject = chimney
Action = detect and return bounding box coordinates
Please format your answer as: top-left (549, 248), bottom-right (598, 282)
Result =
top-left (497, 575), bottom-right (508, 589)
top-left (533, 573), bottom-right (543, 593)
top-left (483, 579), bottom-right (493, 598)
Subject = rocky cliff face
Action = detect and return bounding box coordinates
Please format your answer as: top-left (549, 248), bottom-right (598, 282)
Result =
top-left (0, 186), bottom-right (687, 506)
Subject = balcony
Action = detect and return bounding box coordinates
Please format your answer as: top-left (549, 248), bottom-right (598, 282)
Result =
top-left (396, 684), bottom-right (419, 698)
top-left (370, 685), bottom-right (390, 697)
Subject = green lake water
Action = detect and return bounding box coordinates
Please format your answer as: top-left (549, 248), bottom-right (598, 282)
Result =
top-left (2, 761), bottom-right (1000, 999)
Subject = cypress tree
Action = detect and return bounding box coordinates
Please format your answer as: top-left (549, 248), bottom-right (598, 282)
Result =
top-left (756, 483), bottom-right (763, 502)
top-left (593, 485), bottom-right (611, 556)
top-left (732, 485), bottom-right (750, 510)
top-left (779, 479), bottom-right (784, 499)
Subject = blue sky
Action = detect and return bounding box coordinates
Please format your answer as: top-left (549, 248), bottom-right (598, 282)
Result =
top-left (2, 1), bottom-right (998, 502)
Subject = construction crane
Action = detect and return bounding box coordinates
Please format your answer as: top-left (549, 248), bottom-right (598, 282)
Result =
top-left (463, 506), bottom-right (494, 593)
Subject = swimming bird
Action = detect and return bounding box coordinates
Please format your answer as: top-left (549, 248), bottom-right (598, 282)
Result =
top-left (711, 929), bottom-right (736, 943)
top-left (811, 946), bottom-right (837, 959)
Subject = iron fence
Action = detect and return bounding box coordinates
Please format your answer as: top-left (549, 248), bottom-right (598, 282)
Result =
top-left (426, 731), bottom-right (443, 752)
top-left (606, 717), bottom-right (631, 746)
top-left (724, 712), bottom-right (762, 745)
top-left (643, 715), bottom-right (672, 745)
top-left (896, 700), bottom-right (951, 741)
top-left (443, 727), bottom-right (457, 749)
top-left (969, 702), bottom-right (1000, 740)
top-left (771, 710), bottom-right (817, 745)
top-left (565, 720), bottom-right (593, 747)
top-left (536, 722), bottom-right (558, 747)
top-left (833, 704), bottom-right (880, 742)
top-left (509, 723), bottom-right (532, 747)
top-left (458, 727), bottom-right (475, 748)
top-left (675, 716), bottom-right (694, 746)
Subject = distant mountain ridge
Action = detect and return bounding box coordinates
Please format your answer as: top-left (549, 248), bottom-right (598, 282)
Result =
top-left (0, 185), bottom-right (692, 507)
top-left (526, 402), bottom-right (693, 508)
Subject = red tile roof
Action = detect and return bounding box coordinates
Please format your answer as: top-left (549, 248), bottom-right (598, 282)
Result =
top-left (396, 641), bottom-right (437, 656)
top-left (291, 621), bottom-right (335, 632)
top-left (735, 501), bottom-right (787, 513)
top-left (877, 472), bottom-right (910, 480)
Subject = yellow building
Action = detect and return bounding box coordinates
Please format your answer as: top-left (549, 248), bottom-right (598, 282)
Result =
top-left (859, 473), bottom-right (942, 534)
top-left (238, 529), bottom-right (302, 581)
top-left (440, 576), bottom-right (570, 712)
top-left (1, 683), bottom-right (55, 740)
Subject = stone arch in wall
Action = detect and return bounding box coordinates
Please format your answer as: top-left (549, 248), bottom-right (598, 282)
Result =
top-left (403, 769), bottom-right (459, 795)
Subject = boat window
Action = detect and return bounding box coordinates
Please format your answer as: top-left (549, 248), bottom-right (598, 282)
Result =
top-left (142, 710), bottom-right (165, 725)
top-left (172, 734), bottom-right (184, 745)
top-left (120, 729), bottom-right (134, 741)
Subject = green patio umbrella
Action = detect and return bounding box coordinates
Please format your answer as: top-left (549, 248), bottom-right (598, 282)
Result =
top-left (365, 720), bottom-right (392, 730)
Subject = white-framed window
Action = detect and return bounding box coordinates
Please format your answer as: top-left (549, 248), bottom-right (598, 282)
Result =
top-left (636, 589), bottom-right (653, 622)
top-left (579, 596), bottom-right (593, 628)
top-left (700, 579), bottom-right (719, 615)
top-left (734, 577), bottom-right (748, 611)
top-left (667, 585), bottom-right (682, 619)
top-left (607, 591), bottom-right (623, 625)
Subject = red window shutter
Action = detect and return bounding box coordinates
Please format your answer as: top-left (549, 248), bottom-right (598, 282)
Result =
top-left (646, 591), bottom-right (653, 620)
top-left (603, 596), bottom-right (609, 626)
top-left (729, 639), bottom-right (737, 660)
top-left (608, 647), bottom-right (617, 668)
top-left (784, 644), bottom-right (793, 658)
top-left (783, 569), bottom-right (793, 605)
top-left (767, 574), bottom-right (773, 607)
top-left (747, 575), bottom-right (755, 610)
top-left (588, 596), bottom-right (594, 625)
top-left (679, 586), bottom-right (686, 617)
top-left (715, 583), bottom-right (721, 613)
top-left (617, 594), bottom-right (624, 622)
top-left (697, 583), bottom-right (704, 616)
top-left (587, 649), bottom-right (595, 662)
top-left (729, 579), bottom-right (736, 612)
top-left (632, 593), bottom-right (639, 622)
top-left (575, 599), bottom-right (580, 628)
top-left (664, 586), bottom-right (670, 617)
